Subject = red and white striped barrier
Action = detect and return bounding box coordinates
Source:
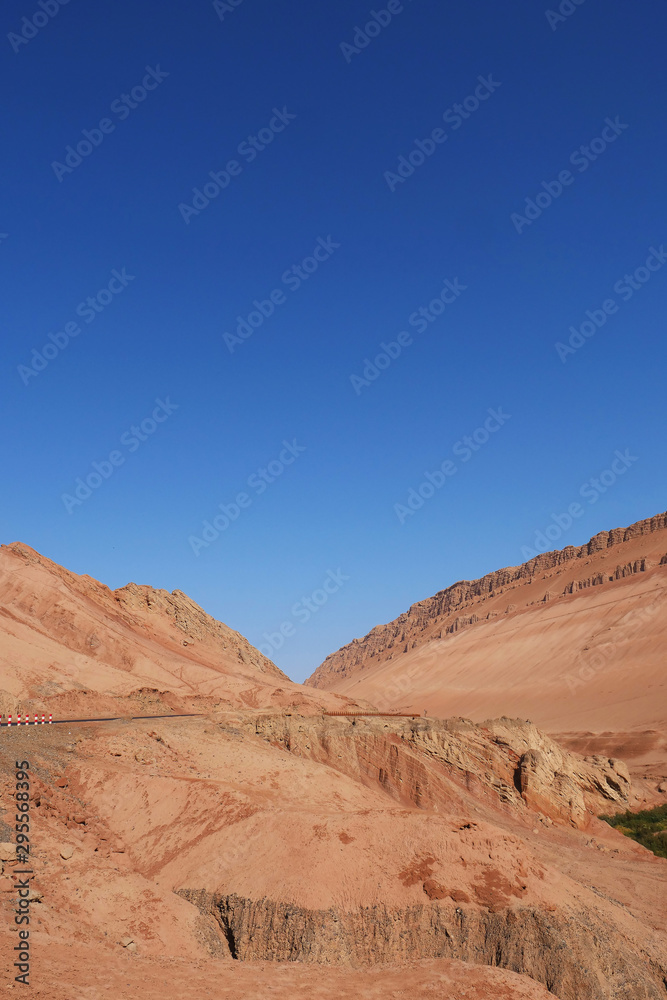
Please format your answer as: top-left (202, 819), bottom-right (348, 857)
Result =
top-left (2, 711), bottom-right (53, 726)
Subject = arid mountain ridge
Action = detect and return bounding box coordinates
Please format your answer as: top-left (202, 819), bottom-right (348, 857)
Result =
top-left (308, 512), bottom-right (667, 689)
top-left (0, 540), bottom-right (357, 719)
top-left (305, 513), bottom-right (667, 738)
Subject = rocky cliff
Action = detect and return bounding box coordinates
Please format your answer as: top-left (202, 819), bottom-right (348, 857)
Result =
top-left (179, 890), bottom-right (667, 1000)
top-left (304, 514), bottom-right (667, 734)
top-left (244, 713), bottom-right (631, 828)
top-left (307, 513), bottom-right (667, 690)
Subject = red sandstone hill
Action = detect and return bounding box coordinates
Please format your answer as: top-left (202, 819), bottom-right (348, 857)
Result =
top-left (306, 513), bottom-right (667, 735)
top-left (0, 541), bottom-right (354, 719)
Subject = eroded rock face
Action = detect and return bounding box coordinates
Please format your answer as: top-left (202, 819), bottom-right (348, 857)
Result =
top-left (169, 715), bottom-right (663, 1000)
top-left (19, 702), bottom-right (662, 1000)
top-left (245, 714), bottom-right (631, 828)
top-left (178, 890), bottom-right (667, 1000)
top-left (485, 718), bottom-right (631, 825)
top-left (519, 749), bottom-right (587, 826)
top-left (171, 715), bottom-right (667, 1000)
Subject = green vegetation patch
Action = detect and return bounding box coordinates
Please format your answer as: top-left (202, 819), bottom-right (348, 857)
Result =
top-left (600, 803), bottom-right (667, 858)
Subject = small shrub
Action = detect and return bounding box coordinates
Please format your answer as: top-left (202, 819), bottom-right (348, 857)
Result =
top-left (600, 804), bottom-right (667, 858)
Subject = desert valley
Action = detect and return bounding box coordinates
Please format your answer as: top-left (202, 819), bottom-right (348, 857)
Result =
top-left (0, 512), bottom-right (666, 999)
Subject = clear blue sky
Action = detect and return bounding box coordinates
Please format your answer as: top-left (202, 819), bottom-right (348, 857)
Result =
top-left (1, 0), bottom-right (665, 681)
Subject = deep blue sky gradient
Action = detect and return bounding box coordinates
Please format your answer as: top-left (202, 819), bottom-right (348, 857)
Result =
top-left (2, 0), bottom-right (665, 680)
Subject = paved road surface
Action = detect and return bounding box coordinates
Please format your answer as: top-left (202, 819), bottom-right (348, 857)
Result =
top-left (0, 713), bottom-right (202, 728)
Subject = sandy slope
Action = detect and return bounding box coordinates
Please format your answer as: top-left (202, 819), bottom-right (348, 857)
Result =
top-left (307, 514), bottom-right (667, 735)
top-left (1, 947), bottom-right (556, 1000)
